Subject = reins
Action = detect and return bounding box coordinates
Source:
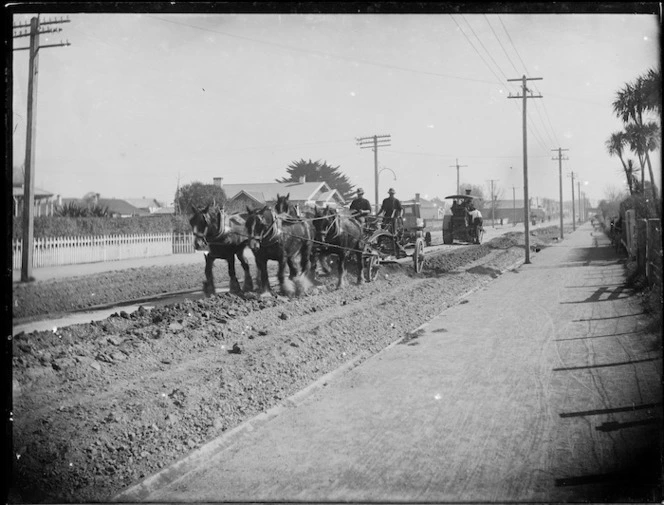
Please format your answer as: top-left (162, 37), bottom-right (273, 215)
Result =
top-left (195, 207), bottom-right (369, 255)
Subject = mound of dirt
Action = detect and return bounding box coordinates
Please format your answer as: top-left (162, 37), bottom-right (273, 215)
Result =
top-left (10, 230), bottom-right (561, 502)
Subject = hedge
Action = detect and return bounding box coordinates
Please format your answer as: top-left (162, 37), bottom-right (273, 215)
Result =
top-left (13, 214), bottom-right (192, 239)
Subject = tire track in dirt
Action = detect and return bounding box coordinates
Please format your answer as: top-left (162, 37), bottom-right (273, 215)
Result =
top-left (12, 232), bottom-right (559, 503)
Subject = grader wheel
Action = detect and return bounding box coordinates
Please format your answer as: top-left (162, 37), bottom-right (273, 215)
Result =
top-left (413, 238), bottom-right (425, 273)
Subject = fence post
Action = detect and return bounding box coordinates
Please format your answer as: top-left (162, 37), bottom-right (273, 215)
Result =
top-left (647, 219), bottom-right (662, 287)
top-left (636, 219), bottom-right (647, 277)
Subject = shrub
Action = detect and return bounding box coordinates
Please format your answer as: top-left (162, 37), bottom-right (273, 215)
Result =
top-left (13, 214), bottom-right (193, 239)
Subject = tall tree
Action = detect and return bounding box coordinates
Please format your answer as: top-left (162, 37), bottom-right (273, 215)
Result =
top-left (605, 131), bottom-right (635, 194)
top-left (612, 71), bottom-right (661, 216)
top-left (625, 121), bottom-right (661, 196)
top-left (642, 68), bottom-right (661, 115)
top-left (175, 182), bottom-right (226, 214)
top-left (277, 159), bottom-right (354, 199)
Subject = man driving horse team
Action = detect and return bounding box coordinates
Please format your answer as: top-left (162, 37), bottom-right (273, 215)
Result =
top-left (349, 188), bottom-right (372, 225)
top-left (377, 188), bottom-right (402, 231)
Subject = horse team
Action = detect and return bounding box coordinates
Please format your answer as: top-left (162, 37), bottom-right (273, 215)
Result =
top-left (189, 194), bottom-right (366, 297)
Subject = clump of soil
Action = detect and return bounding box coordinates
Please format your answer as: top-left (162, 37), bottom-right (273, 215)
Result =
top-left (11, 230), bottom-right (560, 503)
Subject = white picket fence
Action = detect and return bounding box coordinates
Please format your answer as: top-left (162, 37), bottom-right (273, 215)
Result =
top-left (13, 233), bottom-right (195, 269)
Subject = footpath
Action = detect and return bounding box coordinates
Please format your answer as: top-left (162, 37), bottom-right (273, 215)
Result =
top-left (11, 252), bottom-right (203, 284)
top-left (116, 222), bottom-right (662, 502)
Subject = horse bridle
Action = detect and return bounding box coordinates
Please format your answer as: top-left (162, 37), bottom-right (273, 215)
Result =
top-left (193, 207), bottom-right (226, 247)
top-left (248, 209), bottom-right (280, 246)
top-left (320, 212), bottom-right (340, 241)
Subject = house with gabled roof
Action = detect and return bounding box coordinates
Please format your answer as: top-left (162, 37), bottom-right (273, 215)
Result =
top-left (123, 197), bottom-right (164, 214)
top-left (98, 198), bottom-right (151, 218)
top-left (216, 177), bottom-right (345, 214)
top-left (12, 169), bottom-right (58, 217)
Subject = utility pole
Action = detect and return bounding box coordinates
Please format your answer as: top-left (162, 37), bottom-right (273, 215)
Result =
top-left (356, 134), bottom-right (391, 211)
top-left (551, 147), bottom-right (569, 239)
top-left (449, 158), bottom-right (467, 195)
top-left (577, 180), bottom-right (582, 223)
top-left (511, 185), bottom-right (516, 225)
top-left (487, 179), bottom-right (499, 227)
top-left (569, 172), bottom-right (576, 231)
top-left (508, 75), bottom-right (542, 264)
top-left (14, 16), bottom-right (71, 282)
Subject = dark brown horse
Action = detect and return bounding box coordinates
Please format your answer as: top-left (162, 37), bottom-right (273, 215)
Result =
top-left (244, 205), bottom-right (313, 296)
top-left (189, 205), bottom-right (253, 295)
top-left (313, 206), bottom-right (365, 288)
top-left (275, 193), bottom-right (333, 277)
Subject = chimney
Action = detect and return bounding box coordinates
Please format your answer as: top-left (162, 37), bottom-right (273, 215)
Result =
top-left (95, 193), bottom-right (100, 205)
top-left (57, 195), bottom-right (62, 206)
top-left (465, 189), bottom-right (471, 196)
top-left (213, 177), bottom-right (223, 188)
top-left (299, 176), bottom-right (306, 184)
top-left (415, 193), bottom-right (421, 203)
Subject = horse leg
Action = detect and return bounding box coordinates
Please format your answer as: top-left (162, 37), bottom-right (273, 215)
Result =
top-left (255, 254), bottom-right (271, 296)
top-left (203, 253), bottom-right (216, 296)
top-left (336, 252), bottom-right (347, 289)
top-left (225, 254), bottom-right (242, 294)
top-left (279, 257), bottom-right (295, 297)
top-left (356, 249), bottom-right (365, 284)
top-left (238, 249), bottom-right (254, 292)
top-left (297, 243), bottom-right (313, 293)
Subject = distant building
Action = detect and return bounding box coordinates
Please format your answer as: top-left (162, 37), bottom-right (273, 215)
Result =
top-left (12, 169), bottom-right (58, 217)
top-left (481, 199), bottom-right (551, 224)
top-left (401, 193), bottom-right (440, 221)
top-left (57, 195), bottom-right (156, 218)
top-left (216, 176), bottom-right (345, 214)
top-left (123, 198), bottom-right (165, 214)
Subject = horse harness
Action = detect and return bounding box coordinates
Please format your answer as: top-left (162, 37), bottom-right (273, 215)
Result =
top-left (193, 208), bottom-right (239, 247)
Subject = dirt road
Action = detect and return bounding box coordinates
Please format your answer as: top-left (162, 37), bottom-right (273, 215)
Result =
top-left (118, 223), bottom-right (662, 503)
top-left (11, 230), bottom-right (530, 502)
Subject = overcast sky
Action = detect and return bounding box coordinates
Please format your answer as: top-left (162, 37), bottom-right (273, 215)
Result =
top-left (11, 8), bottom-right (660, 207)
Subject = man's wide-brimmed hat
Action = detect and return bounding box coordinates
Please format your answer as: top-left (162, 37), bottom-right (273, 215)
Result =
top-left (357, 188), bottom-right (364, 194)
top-left (388, 188), bottom-right (395, 194)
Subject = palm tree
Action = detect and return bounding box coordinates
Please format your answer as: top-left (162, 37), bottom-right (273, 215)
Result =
top-left (641, 68), bottom-right (661, 115)
top-left (612, 72), bottom-right (661, 216)
top-left (605, 131), bottom-right (634, 194)
top-left (625, 121), bottom-right (661, 198)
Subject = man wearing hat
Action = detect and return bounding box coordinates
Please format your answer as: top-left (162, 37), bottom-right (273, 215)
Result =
top-left (349, 188), bottom-right (372, 225)
top-left (377, 187), bottom-right (402, 231)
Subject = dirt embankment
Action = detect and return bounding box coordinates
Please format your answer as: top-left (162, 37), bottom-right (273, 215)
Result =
top-left (11, 229), bottom-right (561, 503)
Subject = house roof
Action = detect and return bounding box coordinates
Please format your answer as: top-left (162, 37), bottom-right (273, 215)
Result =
top-left (315, 189), bottom-right (344, 204)
top-left (231, 190), bottom-right (266, 205)
top-left (123, 198), bottom-right (160, 209)
top-left (98, 198), bottom-right (149, 216)
top-left (223, 182), bottom-right (332, 203)
top-left (152, 206), bottom-right (175, 215)
top-left (402, 196), bottom-right (438, 207)
top-left (13, 186), bottom-right (54, 199)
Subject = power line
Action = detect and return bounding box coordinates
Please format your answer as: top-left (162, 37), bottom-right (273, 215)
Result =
top-left (483, 15), bottom-right (521, 76)
top-left (450, 14), bottom-right (508, 88)
top-left (451, 15), bottom-right (548, 153)
top-left (461, 15), bottom-right (510, 82)
top-left (147, 14), bottom-right (498, 86)
top-left (497, 15), bottom-right (560, 147)
top-left (498, 16), bottom-right (530, 73)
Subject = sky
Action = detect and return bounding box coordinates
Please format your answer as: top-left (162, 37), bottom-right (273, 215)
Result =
top-left (11, 7), bottom-right (661, 208)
